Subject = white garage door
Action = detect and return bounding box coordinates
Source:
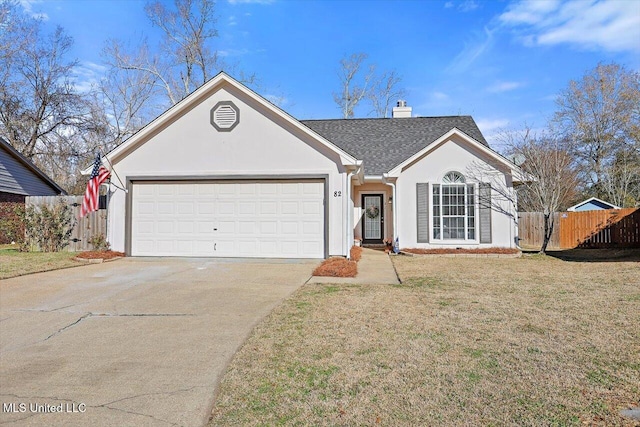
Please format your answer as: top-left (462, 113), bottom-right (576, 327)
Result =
top-left (131, 180), bottom-right (325, 258)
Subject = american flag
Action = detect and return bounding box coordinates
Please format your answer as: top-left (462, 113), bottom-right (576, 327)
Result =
top-left (80, 155), bottom-right (111, 218)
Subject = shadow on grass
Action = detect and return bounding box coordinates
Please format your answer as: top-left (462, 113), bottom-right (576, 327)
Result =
top-left (525, 248), bottom-right (640, 263)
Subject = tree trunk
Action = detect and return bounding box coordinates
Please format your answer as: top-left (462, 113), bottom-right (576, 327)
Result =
top-left (540, 213), bottom-right (554, 254)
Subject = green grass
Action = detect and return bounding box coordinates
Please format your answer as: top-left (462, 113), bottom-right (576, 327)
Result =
top-left (0, 244), bottom-right (80, 279)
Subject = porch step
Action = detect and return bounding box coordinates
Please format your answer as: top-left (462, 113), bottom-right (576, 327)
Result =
top-left (362, 244), bottom-right (388, 251)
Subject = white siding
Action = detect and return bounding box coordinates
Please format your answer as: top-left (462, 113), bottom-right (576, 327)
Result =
top-left (395, 136), bottom-right (517, 249)
top-left (107, 84), bottom-right (347, 257)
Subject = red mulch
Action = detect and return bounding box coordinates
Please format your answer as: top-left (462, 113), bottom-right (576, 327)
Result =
top-left (350, 245), bottom-right (363, 262)
top-left (75, 251), bottom-right (125, 260)
top-left (402, 248), bottom-right (520, 255)
top-left (313, 257), bottom-right (358, 277)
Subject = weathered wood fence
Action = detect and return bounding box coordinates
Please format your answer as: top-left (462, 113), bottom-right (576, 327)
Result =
top-left (25, 195), bottom-right (107, 252)
top-left (518, 208), bottom-right (639, 250)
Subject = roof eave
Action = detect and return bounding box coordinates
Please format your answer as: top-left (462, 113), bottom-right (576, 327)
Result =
top-left (386, 127), bottom-right (523, 178)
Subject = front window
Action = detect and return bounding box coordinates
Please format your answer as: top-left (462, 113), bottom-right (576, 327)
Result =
top-left (433, 172), bottom-right (476, 240)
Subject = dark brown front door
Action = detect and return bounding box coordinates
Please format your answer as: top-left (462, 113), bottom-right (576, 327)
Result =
top-left (362, 194), bottom-right (384, 244)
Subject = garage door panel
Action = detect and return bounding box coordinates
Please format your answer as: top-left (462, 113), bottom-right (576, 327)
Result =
top-left (131, 181), bottom-right (324, 258)
top-left (260, 221), bottom-right (277, 234)
top-left (198, 202), bottom-right (215, 214)
top-left (218, 202), bottom-right (235, 215)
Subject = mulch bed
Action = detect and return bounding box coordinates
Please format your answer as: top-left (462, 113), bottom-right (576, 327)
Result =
top-left (75, 250), bottom-right (125, 260)
top-left (402, 247), bottom-right (520, 255)
top-left (350, 245), bottom-right (362, 262)
top-left (313, 256), bottom-right (358, 278)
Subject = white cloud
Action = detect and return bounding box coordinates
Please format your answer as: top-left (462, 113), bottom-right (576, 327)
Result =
top-left (476, 118), bottom-right (510, 134)
top-left (444, 0), bottom-right (480, 12)
top-left (476, 118), bottom-right (511, 151)
top-left (458, 0), bottom-right (479, 12)
top-left (228, 15), bottom-right (237, 26)
top-left (218, 48), bottom-right (251, 57)
top-left (72, 61), bottom-right (107, 93)
top-left (486, 81), bottom-right (524, 93)
top-left (499, 0), bottom-right (640, 52)
top-left (431, 91), bottom-right (449, 101)
top-left (446, 26), bottom-right (495, 72)
top-left (19, 0), bottom-right (48, 20)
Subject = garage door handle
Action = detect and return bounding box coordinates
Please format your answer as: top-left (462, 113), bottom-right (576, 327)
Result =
top-left (213, 228), bottom-right (218, 231)
top-left (214, 243), bottom-right (216, 251)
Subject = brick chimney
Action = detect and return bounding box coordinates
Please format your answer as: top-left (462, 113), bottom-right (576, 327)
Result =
top-left (392, 100), bottom-right (412, 118)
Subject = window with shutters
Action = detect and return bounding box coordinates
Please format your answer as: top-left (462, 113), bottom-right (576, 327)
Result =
top-left (432, 172), bottom-right (477, 241)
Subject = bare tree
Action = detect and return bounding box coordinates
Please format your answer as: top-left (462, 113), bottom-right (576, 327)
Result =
top-left (553, 62), bottom-right (640, 205)
top-left (105, 0), bottom-right (253, 111)
top-left (0, 3), bottom-right (87, 193)
top-left (601, 149), bottom-right (640, 208)
top-left (369, 70), bottom-right (406, 118)
top-left (333, 53), bottom-right (375, 119)
top-left (506, 128), bottom-right (579, 253)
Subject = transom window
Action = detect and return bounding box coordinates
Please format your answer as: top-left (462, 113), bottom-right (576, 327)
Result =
top-left (433, 172), bottom-right (476, 240)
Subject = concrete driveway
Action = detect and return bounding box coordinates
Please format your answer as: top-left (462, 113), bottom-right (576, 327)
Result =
top-left (0, 257), bottom-right (317, 426)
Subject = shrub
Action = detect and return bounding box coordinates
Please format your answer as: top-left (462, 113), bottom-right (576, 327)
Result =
top-left (21, 199), bottom-right (76, 252)
top-left (0, 202), bottom-right (25, 244)
top-left (88, 233), bottom-right (110, 251)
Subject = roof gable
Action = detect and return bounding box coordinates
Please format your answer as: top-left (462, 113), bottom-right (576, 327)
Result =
top-left (301, 116), bottom-right (488, 176)
top-left (386, 127), bottom-right (521, 177)
top-left (89, 72), bottom-right (359, 174)
top-left (567, 197), bottom-right (620, 211)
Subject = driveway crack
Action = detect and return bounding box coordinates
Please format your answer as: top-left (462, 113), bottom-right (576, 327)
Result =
top-left (41, 312), bottom-right (194, 342)
top-left (43, 313), bottom-right (92, 341)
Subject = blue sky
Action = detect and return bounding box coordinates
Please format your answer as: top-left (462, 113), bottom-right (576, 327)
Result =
top-left (23, 0), bottom-right (640, 151)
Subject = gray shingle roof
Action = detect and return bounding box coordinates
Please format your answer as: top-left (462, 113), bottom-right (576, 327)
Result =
top-left (301, 116), bottom-right (488, 175)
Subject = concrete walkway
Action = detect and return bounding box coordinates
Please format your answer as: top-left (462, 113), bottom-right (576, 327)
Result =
top-left (308, 248), bottom-right (400, 285)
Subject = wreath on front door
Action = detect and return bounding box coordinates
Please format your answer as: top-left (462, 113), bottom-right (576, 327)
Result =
top-left (365, 205), bottom-right (380, 219)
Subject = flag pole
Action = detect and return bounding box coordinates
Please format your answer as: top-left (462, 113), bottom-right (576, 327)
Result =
top-left (100, 152), bottom-right (127, 193)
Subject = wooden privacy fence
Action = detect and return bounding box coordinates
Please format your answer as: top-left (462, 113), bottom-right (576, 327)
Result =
top-left (25, 195), bottom-right (107, 252)
top-left (518, 208), bottom-right (640, 250)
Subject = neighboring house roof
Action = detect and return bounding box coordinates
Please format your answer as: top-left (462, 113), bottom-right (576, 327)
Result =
top-left (567, 197), bottom-right (620, 212)
top-left (0, 136), bottom-right (65, 196)
top-left (301, 116), bottom-right (488, 176)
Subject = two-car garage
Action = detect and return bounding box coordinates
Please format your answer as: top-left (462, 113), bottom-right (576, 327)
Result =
top-left (98, 73), bottom-right (358, 258)
top-left (129, 179), bottom-right (326, 258)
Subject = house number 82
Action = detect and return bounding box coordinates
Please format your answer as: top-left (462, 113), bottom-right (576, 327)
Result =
top-left (334, 191), bottom-right (342, 197)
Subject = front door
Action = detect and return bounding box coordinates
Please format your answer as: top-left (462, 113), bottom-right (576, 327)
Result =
top-left (362, 194), bottom-right (384, 244)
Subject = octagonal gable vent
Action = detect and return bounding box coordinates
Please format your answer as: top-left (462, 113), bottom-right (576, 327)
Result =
top-left (210, 101), bottom-right (239, 132)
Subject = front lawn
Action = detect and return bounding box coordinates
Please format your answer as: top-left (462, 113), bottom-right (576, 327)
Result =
top-left (209, 251), bottom-right (640, 426)
top-left (0, 244), bottom-right (80, 279)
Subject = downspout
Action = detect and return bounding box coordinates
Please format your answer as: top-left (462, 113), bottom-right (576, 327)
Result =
top-left (382, 174), bottom-right (397, 247)
top-left (345, 163), bottom-right (362, 260)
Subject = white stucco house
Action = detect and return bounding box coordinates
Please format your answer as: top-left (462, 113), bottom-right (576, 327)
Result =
top-left (89, 73), bottom-right (522, 258)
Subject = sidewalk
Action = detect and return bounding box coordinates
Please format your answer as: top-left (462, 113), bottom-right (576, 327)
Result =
top-left (308, 248), bottom-right (400, 285)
